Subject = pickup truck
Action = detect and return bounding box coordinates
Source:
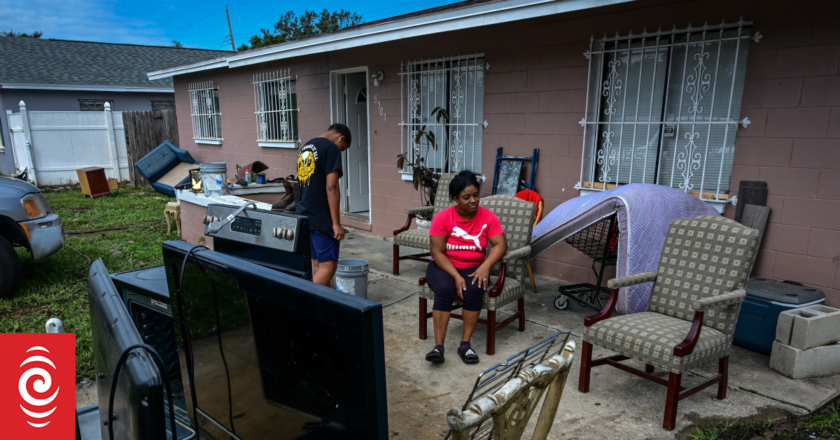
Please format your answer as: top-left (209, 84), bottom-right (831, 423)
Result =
top-left (0, 176), bottom-right (64, 298)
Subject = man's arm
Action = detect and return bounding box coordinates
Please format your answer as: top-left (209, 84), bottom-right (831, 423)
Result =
top-left (326, 170), bottom-right (344, 240)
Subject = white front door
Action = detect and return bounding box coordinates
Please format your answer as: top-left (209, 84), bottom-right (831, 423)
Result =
top-left (344, 73), bottom-right (370, 213)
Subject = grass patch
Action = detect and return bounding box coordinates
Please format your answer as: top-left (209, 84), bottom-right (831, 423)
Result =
top-left (687, 402), bottom-right (840, 440)
top-left (0, 185), bottom-right (174, 380)
top-left (687, 421), bottom-right (774, 440)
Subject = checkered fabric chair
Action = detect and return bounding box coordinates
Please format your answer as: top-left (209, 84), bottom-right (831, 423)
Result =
top-left (418, 194), bottom-right (536, 355)
top-left (392, 173), bottom-right (458, 275)
top-left (578, 215), bottom-right (760, 431)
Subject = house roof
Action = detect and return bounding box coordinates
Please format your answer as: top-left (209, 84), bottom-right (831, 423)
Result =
top-left (0, 37), bottom-right (231, 92)
top-left (149, 0), bottom-right (635, 80)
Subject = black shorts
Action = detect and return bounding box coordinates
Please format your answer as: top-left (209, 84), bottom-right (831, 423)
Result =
top-left (426, 261), bottom-right (485, 312)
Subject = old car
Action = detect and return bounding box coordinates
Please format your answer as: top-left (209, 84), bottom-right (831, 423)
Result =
top-left (0, 176), bottom-right (64, 298)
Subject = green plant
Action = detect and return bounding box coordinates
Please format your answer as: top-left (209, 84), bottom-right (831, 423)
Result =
top-left (807, 403), bottom-right (840, 432)
top-left (396, 107), bottom-right (449, 217)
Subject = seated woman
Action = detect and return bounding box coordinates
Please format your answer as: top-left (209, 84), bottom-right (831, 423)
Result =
top-left (425, 170), bottom-right (507, 364)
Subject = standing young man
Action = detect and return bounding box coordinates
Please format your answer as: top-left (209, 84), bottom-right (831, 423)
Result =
top-left (296, 123), bottom-right (351, 286)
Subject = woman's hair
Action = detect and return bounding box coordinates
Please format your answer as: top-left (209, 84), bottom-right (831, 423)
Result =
top-left (449, 170), bottom-right (481, 199)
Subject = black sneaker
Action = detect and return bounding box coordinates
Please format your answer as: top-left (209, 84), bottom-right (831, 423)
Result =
top-left (283, 200), bottom-right (297, 213)
top-left (272, 194), bottom-right (293, 211)
top-left (458, 345), bottom-right (479, 364)
top-left (425, 346), bottom-right (445, 364)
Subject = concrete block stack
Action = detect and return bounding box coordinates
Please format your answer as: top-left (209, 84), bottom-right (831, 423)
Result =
top-left (769, 305), bottom-right (840, 379)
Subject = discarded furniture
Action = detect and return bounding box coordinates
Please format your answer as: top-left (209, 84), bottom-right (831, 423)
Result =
top-left (134, 141), bottom-right (198, 197)
top-left (530, 184), bottom-right (719, 314)
top-left (164, 201), bottom-right (181, 236)
top-left (555, 214), bottom-right (619, 311)
top-left (515, 189), bottom-right (544, 293)
top-left (392, 173), bottom-right (457, 275)
top-left (419, 194), bottom-right (536, 355)
top-left (770, 304), bottom-right (840, 379)
top-left (446, 332), bottom-right (574, 440)
top-left (579, 216), bottom-right (760, 430)
top-left (491, 147), bottom-right (539, 196)
top-left (76, 166), bottom-right (112, 199)
top-left (734, 277), bottom-right (824, 355)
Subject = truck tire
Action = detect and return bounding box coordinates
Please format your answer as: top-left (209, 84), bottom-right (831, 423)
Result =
top-left (0, 235), bottom-right (21, 299)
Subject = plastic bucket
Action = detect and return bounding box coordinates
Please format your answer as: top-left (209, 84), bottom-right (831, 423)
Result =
top-left (335, 259), bottom-right (370, 299)
top-left (200, 162), bottom-right (227, 196)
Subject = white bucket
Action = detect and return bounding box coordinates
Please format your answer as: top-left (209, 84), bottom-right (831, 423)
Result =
top-left (200, 162), bottom-right (227, 196)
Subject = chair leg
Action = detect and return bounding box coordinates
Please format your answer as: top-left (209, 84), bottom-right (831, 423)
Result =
top-left (486, 311), bottom-right (496, 355)
top-left (578, 341), bottom-right (593, 393)
top-left (419, 298), bottom-right (427, 340)
top-left (527, 262), bottom-right (537, 293)
top-left (392, 244), bottom-right (400, 275)
top-left (717, 356), bottom-right (729, 400)
top-left (645, 364), bottom-right (654, 373)
top-left (518, 298), bottom-right (525, 331)
top-left (663, 373), bottom-right (682, 431)
top-left (164, 210), bottom-right (172, 234)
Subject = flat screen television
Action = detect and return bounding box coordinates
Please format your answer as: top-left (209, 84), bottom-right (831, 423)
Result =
top-left (161, 240), bottom-right (388, 440)
top-left (87, 259), bottom-right (195, 440)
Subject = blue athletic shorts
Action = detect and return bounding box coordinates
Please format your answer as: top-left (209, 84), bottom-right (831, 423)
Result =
top-left (311, 230), bottom-right (340, 263)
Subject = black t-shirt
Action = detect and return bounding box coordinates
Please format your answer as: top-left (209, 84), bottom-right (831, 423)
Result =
top-left (295, 137), bottom-right (343, 233)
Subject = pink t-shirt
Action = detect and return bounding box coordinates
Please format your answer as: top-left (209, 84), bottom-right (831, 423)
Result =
top-left (430, 206), bottom-right (504, 270)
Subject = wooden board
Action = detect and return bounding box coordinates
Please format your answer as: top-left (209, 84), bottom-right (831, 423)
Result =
top-left (157, 162), bottom-right (200, 187)
top-left (122, 109), bottom-right (179, 188)
top-left (496, 160), bottom-right (523, 195)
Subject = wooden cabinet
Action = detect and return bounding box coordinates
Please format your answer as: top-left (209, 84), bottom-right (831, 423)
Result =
top-left (76, 167), bottom-right (112, 199)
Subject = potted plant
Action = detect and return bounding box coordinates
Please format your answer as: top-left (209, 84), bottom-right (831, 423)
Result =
top-left (396, 107), bottom-right (449, 228)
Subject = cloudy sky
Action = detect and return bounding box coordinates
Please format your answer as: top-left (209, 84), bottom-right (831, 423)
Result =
top-left (0, 0), bottom-right (460, 49)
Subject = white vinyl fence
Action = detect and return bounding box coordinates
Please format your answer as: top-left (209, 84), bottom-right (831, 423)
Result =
top-left (6, 100), bottom-right (129, 186)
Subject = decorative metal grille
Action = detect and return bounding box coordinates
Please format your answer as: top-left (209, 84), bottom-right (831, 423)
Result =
top-left (189, 81), bottom-right (222, 140)
top-left (253, 70), bottom-right (299, 143)
top-left (577, 19), bottom-right (760, 202)
top-left (400, 54), bottom-right (488, 175)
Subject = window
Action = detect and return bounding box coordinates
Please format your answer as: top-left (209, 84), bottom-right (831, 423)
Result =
top-left (79, 99), bottom-right (114, 111)
top-left (253, 70), bottom-right (298, 148)
top-left (400, 54), bottom-right (487, 175)
top-left (151, 100), bottom-right (176, 111)
top-left (189, 81), bottom-right (222, 143)
top-left (578, 20), bottom-right (757, 203)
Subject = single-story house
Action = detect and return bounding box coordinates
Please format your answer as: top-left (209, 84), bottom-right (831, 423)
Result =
top-left (0, 37), bottom-right (230, 174)
top-left (149, 0), bottom-right (840, 306)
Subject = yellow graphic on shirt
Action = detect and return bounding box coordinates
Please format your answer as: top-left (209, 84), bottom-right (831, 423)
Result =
top-left (297, 149), bottom-right (316, 186)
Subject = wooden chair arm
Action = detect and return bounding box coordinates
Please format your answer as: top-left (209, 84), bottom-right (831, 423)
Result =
top-left (583, 288), bottom-right (619, 327)
top-left (488, 262), bottom-right (507, 298)
top-left (673, 311), bottom-right (704, 357)
top-left (393, 212), bottom-right (416, 236)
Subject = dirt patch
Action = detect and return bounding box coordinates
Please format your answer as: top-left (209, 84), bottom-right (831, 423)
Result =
top-left (678, 397), bottom-right (840, 440)
top-left (76, 379), bottom-right (97, 409)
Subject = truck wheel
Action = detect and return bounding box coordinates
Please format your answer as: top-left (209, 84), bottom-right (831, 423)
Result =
top-left (0, 235), bottom-right (21, 299)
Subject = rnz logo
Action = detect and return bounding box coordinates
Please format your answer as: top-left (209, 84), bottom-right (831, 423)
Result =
top-left (0, 333), bottom-right (75, 439)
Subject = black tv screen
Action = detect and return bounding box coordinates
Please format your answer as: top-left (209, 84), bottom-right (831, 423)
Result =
top-left (87, 259), bottom-right (194, 440)
top-left (162, 240), bottom-right (388, 440)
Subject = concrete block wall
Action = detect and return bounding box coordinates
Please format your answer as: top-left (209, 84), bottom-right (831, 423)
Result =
top-left (170, 0), bottom-right (840, 306)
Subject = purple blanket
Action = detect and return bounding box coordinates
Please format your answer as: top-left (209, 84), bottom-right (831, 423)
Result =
top-left (530, 184), bottom-right (720, 314)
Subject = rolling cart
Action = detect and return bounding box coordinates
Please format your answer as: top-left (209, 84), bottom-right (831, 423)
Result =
top-left (554, 214), bottom-right (619, 311)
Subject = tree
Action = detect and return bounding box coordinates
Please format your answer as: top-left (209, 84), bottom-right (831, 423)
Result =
top-left (171, 40), bottom-right (184, 48)
top-left (1, 30), bottom-right (43, 38)
top-left (237, 9), bottom-right (362, 51)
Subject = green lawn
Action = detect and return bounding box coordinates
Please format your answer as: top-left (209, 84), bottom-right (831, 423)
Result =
top-left (0, 184), bottom-right (174, 379)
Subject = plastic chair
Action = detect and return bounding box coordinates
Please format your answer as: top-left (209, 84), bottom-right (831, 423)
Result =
top-left (515, 190), bottom-right (543, 293)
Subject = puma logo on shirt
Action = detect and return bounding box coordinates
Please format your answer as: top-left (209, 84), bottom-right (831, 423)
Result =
top-left (451, 225), bottom-right (487, 251)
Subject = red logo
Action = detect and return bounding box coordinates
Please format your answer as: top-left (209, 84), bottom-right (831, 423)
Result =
top-left (0, 333), bottom-right (76, 439)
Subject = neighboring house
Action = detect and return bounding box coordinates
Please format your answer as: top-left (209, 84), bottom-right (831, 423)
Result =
top-left (149, 0), bottom-right (840, 306)
top-left (0, 37), bottom-right (230, 174)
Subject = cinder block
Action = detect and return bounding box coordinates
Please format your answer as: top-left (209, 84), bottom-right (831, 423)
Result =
top-left (776, 305), bottom-right (840, 350)
top-left (769, 340), bottom-right (840, 379)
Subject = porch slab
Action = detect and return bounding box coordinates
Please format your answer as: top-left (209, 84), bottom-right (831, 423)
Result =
top-left (345, 230), bottom-right (840, 439)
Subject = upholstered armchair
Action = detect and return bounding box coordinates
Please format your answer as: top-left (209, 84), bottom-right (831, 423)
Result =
top-left (418, 194), bottom-right (536, 355)
top-left (578, 216), bottom-right (760, 430)
top-left (392, 173), bottom-right (458, 275)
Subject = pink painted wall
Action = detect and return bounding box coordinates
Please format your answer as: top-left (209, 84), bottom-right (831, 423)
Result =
top-left (172, 0), bottom-right (840, 306)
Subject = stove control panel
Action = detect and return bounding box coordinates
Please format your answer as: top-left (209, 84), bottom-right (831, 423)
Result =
top-left (204, 204), bottom-right (304, 253)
